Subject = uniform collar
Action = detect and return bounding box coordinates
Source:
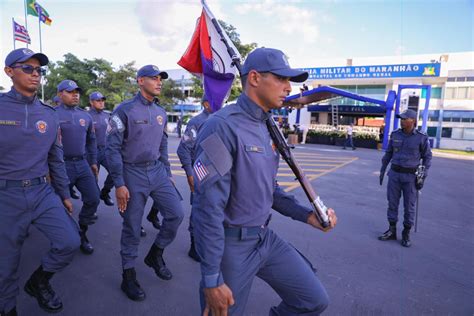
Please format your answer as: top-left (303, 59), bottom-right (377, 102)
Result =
top-left (7, 86), bottom-right (38, 104)
top-left (136, 91), bottom-right (158, 106)
top-left (238, 93), bottom-right (271, 121)
top-left (59, 103), bottom-right (77, 110)
top-left (90, 107), bottom-right (102, 114)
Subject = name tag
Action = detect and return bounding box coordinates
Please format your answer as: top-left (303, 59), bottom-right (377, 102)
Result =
top-left (133, 120), bottom-right (148, 124)
top-left (0, 120), bottom-right (21, 126)
top-left (245, 145), bottom-right (264, 153)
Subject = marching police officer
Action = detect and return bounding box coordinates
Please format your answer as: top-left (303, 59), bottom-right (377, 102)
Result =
top-left (56, 80), bottom-right (100, 255)
top-left (0, 48), bottom-right (80, 315)
top-left (88, 91), bottom-right (114, 206)
top-left (379, 109), bottom-right (432, 247)
top-left (106, 65), bottom-right (184, 301)
top-left (192, 48), bottom-right (337, 316)
top-left (176, 94), bottom-right (213, 262)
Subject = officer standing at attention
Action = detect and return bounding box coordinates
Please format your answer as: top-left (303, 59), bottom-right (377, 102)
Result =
top-left (106, 65), bottom-right (184, 301)
top-left (379, 109), bottom-right (432, 247)
top-left (176, 94), bottom-right (213, 262)
top-left (192, 48), bottom-right (338, 316)
top-left (88, 91), bottom-right (114, 207)
top-left (0, 48), bottom-right (80, 315)
top-left (56, 80), bottom-right (100, 255)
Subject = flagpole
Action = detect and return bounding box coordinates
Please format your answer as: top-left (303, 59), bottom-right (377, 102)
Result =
top-left (24, 0), bottom-right (29, 48)
top-left (38, 15), bottom-right (45, 101)
top-left (12, 18), bottom-right (16, 49)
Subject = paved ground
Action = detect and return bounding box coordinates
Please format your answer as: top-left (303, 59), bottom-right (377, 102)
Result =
top-left (16, 136), bottom-right (473, 315)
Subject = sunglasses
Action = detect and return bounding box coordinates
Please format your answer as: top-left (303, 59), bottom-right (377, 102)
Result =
top-left (11, 64), bottom-right (46, 76)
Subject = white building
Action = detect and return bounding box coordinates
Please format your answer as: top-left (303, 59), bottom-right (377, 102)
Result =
top-left (289, 51), bottom-right (474, 150)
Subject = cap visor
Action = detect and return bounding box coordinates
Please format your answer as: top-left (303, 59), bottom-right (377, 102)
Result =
top-left (18, 53), bottom-right (49, 66)
top-left (271, 69), bottom-right (308, 83)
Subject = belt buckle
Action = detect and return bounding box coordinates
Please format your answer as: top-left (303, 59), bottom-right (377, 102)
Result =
top-left (22, 179), bottom-right (31, 187)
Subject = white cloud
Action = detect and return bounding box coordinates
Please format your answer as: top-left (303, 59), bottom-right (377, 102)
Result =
top-left (235, 0), bottom-right (320, 44)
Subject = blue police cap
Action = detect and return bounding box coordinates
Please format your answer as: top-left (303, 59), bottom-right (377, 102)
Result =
top-left (5, 48), bottom-right (49, 67)
top-left (89, 91), bottom-right (106, 101)
top-left (137, 65), bottom-right (168, 79)
top-left (57, 80), bottom-right (83, 92)
top-left (397, 109), bottom-right (417, 120)
top-left (241, 47), bottom-right (308, 83)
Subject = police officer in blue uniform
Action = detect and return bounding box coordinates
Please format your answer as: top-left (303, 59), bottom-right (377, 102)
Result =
top-left (192, 48), bottom-right (338, 316)
top-left (177, 94), bottom-right (213, 262)
top-left (106, 65), bottom-right (184, 301)
top-left (56, 80), bottom-right (100, 255)
top-left (88, 91), bottom-right (114, 207)
top-left (0, 48), bottom-right (80, 316)
top-left (379, 109), bottom-right (432, 247)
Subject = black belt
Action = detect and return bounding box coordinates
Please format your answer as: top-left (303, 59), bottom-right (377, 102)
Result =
top-left (0, 176), bottom-right (47, 188)
top-left (64, 155), bottom-right (84, 161)
top-left (224, 215), bottom-right (272, 239)
top-left (391, 164), bottom-right (416, 174)
top-left (124, 160), bottom-right (158, 168)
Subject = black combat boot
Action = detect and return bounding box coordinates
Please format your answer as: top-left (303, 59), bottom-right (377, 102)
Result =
top-left (69, 188), bottom-right (79, 199)
top-left (146, 207), bottom-right (161, 230)
top-left (79, 224), bottom-right (94, 255)
top-left (0, 307), bottom-right (17, 316)
top-left (121, 268), bottom-right (146, 301)
top-left (401, 225), bottom-right (412, 247)
top-left (140, 226), bottom-right (147, 237)
top-left (378, 222), bottom-right (397, 241)
top-left (144, 244), bottom-right (172, 280)
top-left (100, 189), bottom-right (114, 206)
top-left (187, 236), bottom-right (201, 262)
top-left (24, 266), bottom-right (63, 313)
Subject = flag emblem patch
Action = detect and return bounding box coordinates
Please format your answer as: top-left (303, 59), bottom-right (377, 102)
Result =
top-left (194, 159), bottom-right (209, 181)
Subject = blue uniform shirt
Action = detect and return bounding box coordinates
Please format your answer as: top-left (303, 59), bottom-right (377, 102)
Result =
top-left (177, 109), bottom-right (210, 177)
top-left (381, 128), bottom-right (432, 174)
top-left (0, 87), bottom-right (70, 199)
top-left (192, 93), bottom-right (313, 288)
top-left (88, 107), bottom-right (110, 148)
top-left (105, 92), bottom-right (171, 188)
top-left (56, 104), bottom-right (97, 165)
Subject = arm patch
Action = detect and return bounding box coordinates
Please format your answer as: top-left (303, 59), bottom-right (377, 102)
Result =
top-left (200, 132), bottom-right (232, 177)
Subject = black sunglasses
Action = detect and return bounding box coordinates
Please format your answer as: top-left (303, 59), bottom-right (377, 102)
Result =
top-left (11, 64), bottom-right (46, 76)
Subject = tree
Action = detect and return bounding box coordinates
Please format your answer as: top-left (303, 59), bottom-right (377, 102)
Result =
top-left (160, 79), bottom-right (185, 111)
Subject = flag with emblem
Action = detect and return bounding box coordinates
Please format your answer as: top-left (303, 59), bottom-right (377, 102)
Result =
top-left (27, 0), bottom-right (52, 25)
top-left (193, 159), bottom-right (209, 181)
top-left (12, 19), bottom-right (31, 44)
top-left (177, 1), bottom-right (240, 113)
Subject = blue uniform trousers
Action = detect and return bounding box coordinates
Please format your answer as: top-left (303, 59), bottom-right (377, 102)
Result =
top-left (200, 228), bottom-right (329, 316)
top-left (97, 147), bottom-right (114, 193)
top-left (121, 161), bottom-right (184, 269)
top-left (0, 182), bottom-right (80, 313)
top-left (387, 170), bottom-right (417, 227)
top-left (65, 160), bottom-right (100, 226)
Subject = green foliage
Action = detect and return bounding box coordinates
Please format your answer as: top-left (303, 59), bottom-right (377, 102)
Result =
top-left (307, 129), bottom-right (378, 141)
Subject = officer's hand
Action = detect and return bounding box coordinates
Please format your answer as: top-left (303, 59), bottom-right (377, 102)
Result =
top-left (63, 199), bottom-right (73, 215)
top-left (415, 178), bottom-right (425, 190)
top-left (116, 186), bottom-right (130, 213)
top-left (187, 175), bottom-right (194, 193)
top-left (203, 284), bottom-right (234, 316)
top-left (91, 164), bottom-right (99, 178)
top-left (307, 208), bottom-right (337, 232)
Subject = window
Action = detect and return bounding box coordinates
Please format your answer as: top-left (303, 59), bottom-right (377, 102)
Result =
top-left (447, 77), bottom-right (456, 82)
top-left (451, 117), bottom-right (461, 122)
top-left (457, 87), bottom-right (469, 99)
top-left (463, 128), bottom-right (474, 140)
top-left (451, 128), bottom-right (463, 139)
top-left (310, 113), bottom-right (320, 124)
top-left (421, 87), bottom-right (442, 99)
top-left (445, 87), bottom-right (455, 99)
top-left (442, 128), bottom-right (452, 138)
top-left (427, 127), bottom-right (437, 137)
top-left (462, 117), bottom-right (471, 123)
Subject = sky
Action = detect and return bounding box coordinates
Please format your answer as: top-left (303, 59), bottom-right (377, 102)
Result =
top-left (1, 0), bottom-right (473, 89)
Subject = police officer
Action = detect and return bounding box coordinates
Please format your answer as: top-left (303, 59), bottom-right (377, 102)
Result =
top-left (88, 91), bottom-right (114, 207)
top-left (176, 94), bottom-right (213, 262)
top-left (0, 48), bottom-right (80, 315)
top-left (106, 65), bottom-right (184, 301)
top-left (192, 48), bottom-right (338, 316)
top-left (56, 80), bottom-right (100, 255)
top-left (379, 109), bottom-right (432, 247)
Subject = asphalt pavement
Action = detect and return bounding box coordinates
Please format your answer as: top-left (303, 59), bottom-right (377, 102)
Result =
top-left (16, 135), bottom-right (474, 315)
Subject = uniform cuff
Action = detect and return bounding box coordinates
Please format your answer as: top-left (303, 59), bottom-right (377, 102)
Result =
top-left (184, 165), bottom-right (193, 177)
top-left (114, 178), bottom-right (125, 188)
top-left (202, 272), bottom-right (224, 288)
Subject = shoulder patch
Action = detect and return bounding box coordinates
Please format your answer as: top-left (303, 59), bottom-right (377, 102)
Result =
top-left (107, 114), bottom-right (125, 134)
top-left (200, 132), bottom-right (232, 177)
